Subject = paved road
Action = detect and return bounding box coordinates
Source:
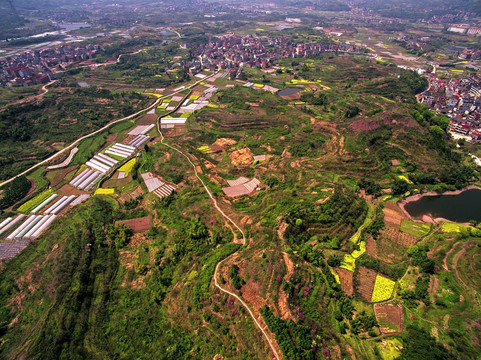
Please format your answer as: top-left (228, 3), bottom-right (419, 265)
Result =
top-left (0, 69), bottom-right (217, 188)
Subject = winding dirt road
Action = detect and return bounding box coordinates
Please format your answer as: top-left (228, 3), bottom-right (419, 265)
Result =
top-left (156, 83), bottom-right (282, 358)
top-left (158, 133), bottom-right (281, 359)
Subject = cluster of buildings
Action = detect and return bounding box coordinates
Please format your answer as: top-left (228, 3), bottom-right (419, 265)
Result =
top-left (183, 34), bottom-right (362, 75)
top-left (419, 73), bottom-right (481, 141)
top-left (448, 24), bottom-right (481, 36)
top-left (0, 44), bottom-right (100, 87)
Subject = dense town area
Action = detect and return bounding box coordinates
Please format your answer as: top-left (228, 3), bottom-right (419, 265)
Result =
top-left (0, 44), bottom-right (100, 87)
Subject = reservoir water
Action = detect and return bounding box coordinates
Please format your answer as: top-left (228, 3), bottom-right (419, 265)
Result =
top-left (404, 188), bottom-right (481, 223)
top-left (278, 87), bottom-right (302, 97)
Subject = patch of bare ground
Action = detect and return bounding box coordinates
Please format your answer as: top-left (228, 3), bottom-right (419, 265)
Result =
top-left (119, 185), bottom-right (143, 203)
top-left (338, 136), bottom-right (345, 156)
top-left (48, 165), bottom-right (77, 188)
top-left (240, 216), bottom-right (253, 226)
top-left (357, 266), bottom-right (377, 302)
top-left (290, 160), bottom-right (301, 168)
top-left (104, 132), bottom-right (118, 147)
top-left (277, 289), bottom-right (294, 321)
top-left (260, 144), bottom-right (273, 152)
top-left (383, 201), bottom-right (406, 229)
top-left (443, 241), bottom-right (461, 271)
top-left (366, 236), bottom-right (376, 257)
top-left (374, 302), bottom-right (405, 335)
top-left (381, 228), bottom-right (418, 248)
top-left (443, 314), bottom-right (450, 330)
top-left (281, 148), bottom-right (290, 158)
top-left (277, 221), bottom-right (288, 240)
top-left (229, 147), bottom-right (254, 166)
top-left (136, 114), bottom-right (157, 125)
top-left (119, 233), bottom-right (156, 289)
top-left (335, 268), bottom-right (354, 296)
top-left (282, 252), bottom-right (295, 280)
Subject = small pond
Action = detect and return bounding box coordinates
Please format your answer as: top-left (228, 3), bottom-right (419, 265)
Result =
top-left (278, 87), bottom-right (302, 97)
top-left (403, 188), bottom-right (481, 223)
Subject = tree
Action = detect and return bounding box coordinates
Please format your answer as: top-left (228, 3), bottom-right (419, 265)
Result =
top-left (109, 223), bottom-right (133, 249)
top-left (345, 105), bottom-right (360, 118)
top-left (391, 179), bottom-right (409, 195)
top-left (0, 175), bottom-right (31, 210)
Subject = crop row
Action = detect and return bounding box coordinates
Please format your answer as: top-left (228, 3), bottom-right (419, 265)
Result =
top-left (17, 189), bottom-right (54, 213)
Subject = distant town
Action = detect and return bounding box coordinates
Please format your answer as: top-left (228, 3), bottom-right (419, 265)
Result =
top-left (0, 44), bottom-right (100, 87)
top-left (420, 70), bottom-right (481, 142)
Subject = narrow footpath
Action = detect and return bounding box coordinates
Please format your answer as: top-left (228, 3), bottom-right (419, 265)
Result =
top-left (157, 118), bottom-right (282, 360)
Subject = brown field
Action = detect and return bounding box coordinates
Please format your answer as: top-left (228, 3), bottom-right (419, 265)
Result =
top-left (374, 302), bottom-right (405, 334)
top-left (366, 232), bottom-right (409, 264)
top-left (47, 165), bottom-right (78, 188)
top-left (196, 111), bottom-right (284, 130)
top-left (121, 135), bottom-right (137, 145)
top-left (357, 266), bottom-right (377, 302)
top-left (383, 201), bottom-right (405, 229)
top-left (115, 216), bottom-right (152, 232)
top-left (103, 174), bottom-right (133, 188)
top-left (162, 125), bottom-right (186, 136)
top-left (57, 184), bottom-right (90, 197)
top-left (335, 268), bottom-right (354, 296)
top-left (381, 228), bottom-right (418, 248)
top-left (136, 114), bottom-right (157, 125)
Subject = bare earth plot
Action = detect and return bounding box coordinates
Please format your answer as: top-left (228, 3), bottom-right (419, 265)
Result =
top-left (335, 268), bottom-right (354, 296)
top-left (374, 302), bottom-right (405, 335)
top-left (357, 266), bottom-right (378, 302)
top-left (115, 216), bottom-right (152, 232)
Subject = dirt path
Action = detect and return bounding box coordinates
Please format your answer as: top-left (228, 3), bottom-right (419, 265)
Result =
top-left (159, 134), bottom-right (282, 359)
top-left (157, 78), bottom-right (282, 358)
top-left (40, 80), bottom-right (57, 97)
top-left (116, 49), bottom-right (143, 63)
top-left (443, 241), bottom-right (461, 271)
top-left (338, 136), bottom-right (345, 156)
top-left (385, 141), bottom-right (412, 156)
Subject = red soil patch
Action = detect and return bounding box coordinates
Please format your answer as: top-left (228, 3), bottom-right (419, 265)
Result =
top-left (163, 125), bottom-right (186, 136)
top-left (115, 216), bottom-right (152, 232)
top-left (209, 144), bottom-right (224, 153)
top-left (278, 289), bottom-right (294, 321)
top-left (374, 303), bottom-right (405, 334)
top-left (366, 236), bottom-right (376, 257)
top-left (57, 184), bottom-right (90, 197)
top-left (121, 135), bottom-right (137, 145)
top-left (282, 252), bottom-right (295, 280)
top-left (136, 114), bottom-right (157, 125)
top-left (357, 266), bottom-right (377, 302)
top-left (335, 268), bottom-right (354, 296)
top-left (229, 147), bottom-right (253, 166)
top-left (349, 119), bottom-right (382, 132)
top-left (383, 202), bottom-right (405, 229)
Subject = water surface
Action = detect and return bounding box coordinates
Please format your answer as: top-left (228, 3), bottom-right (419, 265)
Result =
top-left (404, 188), bottom-right (481, 223)
top-left (278, 87), bottom-right (302, 97)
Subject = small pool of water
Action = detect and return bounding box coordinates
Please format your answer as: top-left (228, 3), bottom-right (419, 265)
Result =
top-left (278, 87), bottom-right (302, 97)
top-left (404, 188), bottom-right (481, 223)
